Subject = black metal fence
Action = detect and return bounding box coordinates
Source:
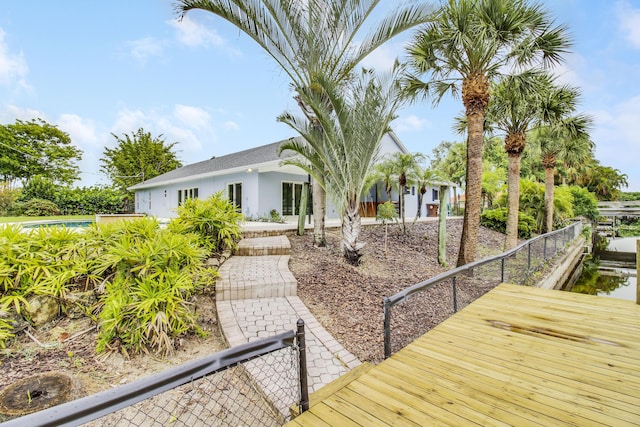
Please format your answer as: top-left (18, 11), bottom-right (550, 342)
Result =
top-left (1, 320), bottom-right (309, 427)
top-left (383, 221), bottom-right (584, 358)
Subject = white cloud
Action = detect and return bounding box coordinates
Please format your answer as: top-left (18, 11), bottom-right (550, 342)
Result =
top-left (394, 114), bottom-right (430, 132)
top-left (126, 36), bottom-right (165, 63)
top-left (223, 121), bottom-right (240, 131)
top-left (173, 104), bottom-right (211, 129)
top-left (111, 107), bottom-right (219, 162)
top-left (112, 109), bottom-right (148, 138)
top-left (0, 28), bottom-right (29, 88)
top-left (169, 16), bottom-right (224, 48)
top-left (617, 0), bottom-right (640, 49)
top-left (57, 114), bottom-right (99, 147)
top-left (0, 104), bottom-right (43, 123)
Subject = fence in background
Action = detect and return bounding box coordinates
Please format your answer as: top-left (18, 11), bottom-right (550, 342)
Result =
top-left (1, 321), bottom-right (309, 427)
top-left (383, 221), bottom-right (584, 358)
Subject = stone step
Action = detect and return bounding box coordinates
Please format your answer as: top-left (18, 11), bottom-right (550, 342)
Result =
top-left (236, 235), bottom-right (291, 256)
top-left (216, 255), bottom-right (297, 301)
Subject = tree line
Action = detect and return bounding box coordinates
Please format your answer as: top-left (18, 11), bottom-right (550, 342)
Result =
top-left (0, 121), bottom-right (181, 217)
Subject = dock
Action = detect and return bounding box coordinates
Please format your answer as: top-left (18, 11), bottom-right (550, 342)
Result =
top-left (287, 283), bottom-right (640, 426)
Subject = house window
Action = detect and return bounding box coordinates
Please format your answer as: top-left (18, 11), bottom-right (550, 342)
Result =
top-left (228, 182), bottom-right (242, 211)
top-left (178, 187), bottom-right (199, 205)
top-left (432, 188), bottom-right (439, 201)
top-left (135, 193), bottom-right (139, 210)
top-left (282, 182), bottom-right (304, 215)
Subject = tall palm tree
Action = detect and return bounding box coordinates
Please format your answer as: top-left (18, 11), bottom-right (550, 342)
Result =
top-left (530, 114), bottom-right (593, 233)
top-left (278, 65), bottom-right (406, 264)
top-left (177, 0), bottom-right (432, 247)
top-left (405, 0), bottom-right (570, 266)
top-left (487, 71), bottom-right (575, 249)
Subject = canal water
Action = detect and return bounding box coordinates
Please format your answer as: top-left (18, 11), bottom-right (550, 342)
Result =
top-left (570, 236), bottom-right (638, 302)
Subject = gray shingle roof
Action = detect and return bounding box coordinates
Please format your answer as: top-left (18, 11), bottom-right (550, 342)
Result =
top-left (129, 138), bottom-right (300, 190)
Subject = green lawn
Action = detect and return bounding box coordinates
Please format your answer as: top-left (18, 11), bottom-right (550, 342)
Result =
top-left (0, 215), bottom-right (95, 223)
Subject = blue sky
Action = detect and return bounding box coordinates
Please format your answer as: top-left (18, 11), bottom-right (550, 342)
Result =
top-left (1, 1), bottom-right (639, 191)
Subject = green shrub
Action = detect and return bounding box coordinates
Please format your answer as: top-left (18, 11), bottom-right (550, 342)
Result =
top-left (0, 217), bottom-right (214, 353)
top-left (569, 186), bottom-right (599, 221)
top-left (480, 208), bottom-right (537, 239)
top-left (0, 183), bottom-right (19, 216)
top-left (19, 176), bottom-right (57, 202)
top-left (55, 186), bottom-right (126, 215)
top-left (19, 198), bottom-right (61, 216)
top-left (376, 201), bottom-right (398, 223)
top-left (553, 186), bottom-right (574, 228)
top-left (169, 192), bottom-right (243, 253)
top-left (88, 218), bottom-right (209, 355)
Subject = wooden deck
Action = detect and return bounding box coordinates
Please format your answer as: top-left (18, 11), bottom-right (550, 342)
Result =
top-left (287, 283), bottom-right (640, 426)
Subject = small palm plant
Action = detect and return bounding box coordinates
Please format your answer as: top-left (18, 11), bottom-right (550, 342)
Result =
top-left (376, 201), bottom-right (398, 255)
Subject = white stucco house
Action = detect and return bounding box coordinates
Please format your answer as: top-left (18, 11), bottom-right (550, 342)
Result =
top-left (128, 132), bottom-right (446, 220)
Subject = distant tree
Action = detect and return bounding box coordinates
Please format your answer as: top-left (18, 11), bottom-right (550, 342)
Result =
top-left (385, 152), bottom-right (425, 233)
top-left (0, 119), bottom-right (82, 187)
top-left (101, 129), bottom-right (182, 193)
top-left (430, 141), bottom-right (466, 215)
top-left (583, 164), bottom-right (628, 201)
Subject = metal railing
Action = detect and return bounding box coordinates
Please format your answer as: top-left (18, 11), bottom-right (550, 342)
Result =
top-left (383, 221), bottom-right (583, 358)
top-left (1, 320), bottom-right (309, 427)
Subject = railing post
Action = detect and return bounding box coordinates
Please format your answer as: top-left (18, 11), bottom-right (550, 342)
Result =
top-left (501, 258), bottom-right (505, 283)
top-left (383, 298), bottom-right (392, 359)
top-left (296, 319), bottom-right (309, 413)
top-left (452, 276), bottom-right (458, 313)
top-left (527, 241), bottom-right (532, 270)
top-left (543, 236), bottom-right (548, 260)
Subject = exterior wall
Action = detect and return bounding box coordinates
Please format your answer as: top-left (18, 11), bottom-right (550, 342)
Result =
top-left (132, 132), bottom-right (418, 220)
top-left (258, 171), bottom-right (308, 218)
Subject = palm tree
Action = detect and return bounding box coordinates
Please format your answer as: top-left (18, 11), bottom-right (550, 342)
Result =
top-left (385, 152), bottom-right (424, 232)
top-left (405, 0), bottom-right (570, 266)
top-left (278, 65), bottom-right (406, 264)
top-left (431, 141), bottom-right (466, 215)
top-left (487, 71), bottom-right (572, 249)
top-left (530, 114), bottom-right (593, 233)
top-left (374, 158), bottom-right (397, 204)
top-left (177, 0), bottom-right (432, 247)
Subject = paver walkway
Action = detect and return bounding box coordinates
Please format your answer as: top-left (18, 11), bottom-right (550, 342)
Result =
top-left (215, 235), bottom-right (361, 419)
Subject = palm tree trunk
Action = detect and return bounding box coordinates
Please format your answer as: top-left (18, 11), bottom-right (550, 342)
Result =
top-left (438, 185), bottom-right (448, 267)
top-left (543, 166), bottom-right (555, 233)
top-left (341, 199), bottom-right (364, 265)
top-left (505, 153), bottom-right (521, 250)
top-left (312, 181), bottom-right (326, 247)
top-left (400, 191), bottom-right (406, 233)
top-left (297, 182), bottom-right (308, 236)
top-left (457, 111), bottom-right (484, 266)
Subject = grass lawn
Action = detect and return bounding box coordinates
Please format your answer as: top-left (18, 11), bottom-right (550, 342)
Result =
top-left (0, 215), bottom-right (95, 223)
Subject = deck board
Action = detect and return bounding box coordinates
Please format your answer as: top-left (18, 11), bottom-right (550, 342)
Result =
top-left (287, 284), bottom-right (640, 426)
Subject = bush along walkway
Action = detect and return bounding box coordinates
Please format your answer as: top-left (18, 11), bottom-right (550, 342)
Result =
top-left (215, 235), bottom-right (360, 417)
